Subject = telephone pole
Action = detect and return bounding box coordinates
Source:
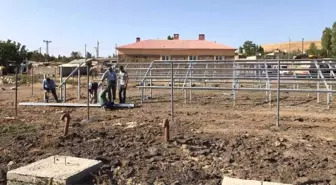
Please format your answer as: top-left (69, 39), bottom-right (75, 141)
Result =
top-left (302, 38), bottom-right (304, 54)
top-left (43, 40), bottom-right (52, 62)
top-left (95, 41), bottom-right (102, 59)
top-left (85, 44), bottom-right (87, 58)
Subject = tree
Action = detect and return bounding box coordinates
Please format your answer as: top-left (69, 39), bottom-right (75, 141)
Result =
top-left (86, 52), bottom-right (92, 58)
top-left (331, 22), bottom-right (336, 57)
top-left (0, 39), bottom-right (27, 67)
top-left (241, 40), bottom-right (259, 56)
top-left (167, 35), bottom-right (173, 40)
top-left (306, 43), bottom-right (319, 55)
top-left (257, 45), bottom-right (265, 56)
top-left (238, 46), bottom-right (244, 54)
top-left (321, 27), bottom-right (332, 57)
top-left (70, 51), bottom-right (82, 60)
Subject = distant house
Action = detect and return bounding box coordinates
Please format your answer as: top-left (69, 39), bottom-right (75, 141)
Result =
top-left (116, 34), bottom-right (236, 62)
top-left (59, 58), bottom-right (94, 77)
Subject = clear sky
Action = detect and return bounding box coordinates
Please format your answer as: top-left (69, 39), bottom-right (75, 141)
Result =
top-left (1, 0), bottom-right (335, 57)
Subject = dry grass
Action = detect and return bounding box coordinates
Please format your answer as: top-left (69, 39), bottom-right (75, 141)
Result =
top-left (262, 40), bottom-right (322, 52)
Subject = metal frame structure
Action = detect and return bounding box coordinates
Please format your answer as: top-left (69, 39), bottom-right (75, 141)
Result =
top-left (123, 59), bottom-right (336, 127)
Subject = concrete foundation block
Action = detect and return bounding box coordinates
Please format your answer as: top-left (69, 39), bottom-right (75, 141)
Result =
top-left (7, 155), bottom-right (103, 185)
top-left (222, 176), bottom-right (262, 185)
top-left (263, 182), bottom-right (292, 185)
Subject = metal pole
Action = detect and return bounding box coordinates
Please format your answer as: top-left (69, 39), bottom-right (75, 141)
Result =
top-left (171, 61), bottom-right (174, 124)
top-left (31, 66), bottom-right (34, 95)
top-left (189, 63), bottom-right (192, 101)
top-left (327, 85), bottom-right (331, 109)
top-left (87, 65), bottom-right (90, 120)
top-left (317, 74), bottom-right (320, 103)
top-left (78, 64), bottom-right (81, 99)
top-left (15, 65), bottom-right (18, 117)
top-left (150, 67), bottom-right (152, 98)
top-left (63, 83), bottom-right (66, 102)
top-left (59, 66), bottom-right (63, 100)
top-left (302, 38), bottom-right (304, 54)
top-left (276, 59), bottom-right (280, 127)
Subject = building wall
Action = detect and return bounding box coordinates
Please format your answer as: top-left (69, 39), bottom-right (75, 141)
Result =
top-left (118, 49), bottom-right (235, 60)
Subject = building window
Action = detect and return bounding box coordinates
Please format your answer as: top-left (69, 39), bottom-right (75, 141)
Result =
top-left (215, 56), bottom-right (225, 60)
top-left (161, 56), bottom-right (170, 60)
top-left (189, 56), bottom-right (197, 60)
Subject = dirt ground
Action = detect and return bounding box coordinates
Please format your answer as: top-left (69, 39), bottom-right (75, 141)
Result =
top-left (1, 80), bottom-right (336, 185)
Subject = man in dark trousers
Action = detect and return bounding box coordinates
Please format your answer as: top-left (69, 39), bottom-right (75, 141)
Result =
top-left (42, 78), bottom-right (59, 102)
top-left (118, 65), bottom-right (129, 103)
top-left (98, 89), bottom-right (114, 111)
top-left (101, 66), bottom-right (117, 102)
top-left (88, 82), bottom-right (100, 103)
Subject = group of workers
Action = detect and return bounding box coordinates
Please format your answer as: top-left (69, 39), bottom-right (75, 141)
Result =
top-left (42, 65), bottom-right (128, 110)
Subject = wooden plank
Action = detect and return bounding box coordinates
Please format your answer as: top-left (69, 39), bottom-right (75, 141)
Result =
top-left (18, 102), bottom-right (135, 108)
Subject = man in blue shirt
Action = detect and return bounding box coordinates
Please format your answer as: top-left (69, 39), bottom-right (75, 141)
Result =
top-left (101, 66), bottom-right (117, 102)
top-left (42, 78), bottom-right (59, 102)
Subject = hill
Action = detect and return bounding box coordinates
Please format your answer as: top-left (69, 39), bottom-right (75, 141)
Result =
top-left (262, 40), bottom-right (322, 52)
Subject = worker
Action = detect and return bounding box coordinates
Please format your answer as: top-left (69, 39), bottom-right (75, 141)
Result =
top-left (118, 65), bottom-right (129, 103)
top-left (101, 66), bottom-right (117, 102)
top-left (98, 89), bottom-right (114, 110)
top-left (42, 78), bottom-right (59, 102)
top-left (88, 82), bottom-right (100, 103)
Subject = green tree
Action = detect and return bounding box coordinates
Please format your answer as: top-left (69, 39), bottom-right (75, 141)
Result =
top-left (331, 22), bottom-right (336, 57)
top-left (86, 52), bottom-right (92, 58)
top-left (306, 43), bottom-right (319, 55)
top-left (257, 45), bottom-right (265, 55)
top-left (0, 40), bottom-right (27, 67)
top-left (241, 40), bottom-right (258, 56)
top-left (167, 35), bottom-right (173, 40)
top-left (238, 46), bottom-right (244, 54)
top-left (70, 51), bottom-right (82, 60)
top-left (321, 27), bottom-right (332, 56)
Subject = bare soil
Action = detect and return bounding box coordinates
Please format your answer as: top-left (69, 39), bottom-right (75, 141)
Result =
top-left (1, 80), bottom-right (336, 185)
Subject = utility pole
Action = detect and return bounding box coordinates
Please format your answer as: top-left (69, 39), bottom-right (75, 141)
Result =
top-left (43, 40), bottom-right (52, 62)
top-left (302, 38), bottom-right (304, 54)
top-left (85, 44), bottom-right (87, 58)
top-left (288, 37), bottom-right (291, 59)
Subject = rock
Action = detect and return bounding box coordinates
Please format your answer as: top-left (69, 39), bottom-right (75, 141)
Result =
top-left (154, 180), bottom-right (166, 185)
top-left (274, 141), bottom-right (282, 147)
top-left (293, 177), bottom-right (310, 185)
top-left (147, 147), bottom-right (159, 156)
top-left (170, 181), bottom-right (181, 185)
top-left (10, 87), bottom-right (16, 90)
top-left (110, 158), bottom-right (121, 167)
top-left (1, 87), bottom-right (5, 90)
top-left (194, 149), bottom-right (211, 156)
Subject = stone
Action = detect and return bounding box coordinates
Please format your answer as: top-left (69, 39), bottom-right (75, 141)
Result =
top-left (7, 155), bottom-right (103, 185)
top-left (293, 177), bottom-right (310, 185)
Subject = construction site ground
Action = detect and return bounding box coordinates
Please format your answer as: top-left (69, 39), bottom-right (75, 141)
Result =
top-left (1, 81), bottom-right (336, 185)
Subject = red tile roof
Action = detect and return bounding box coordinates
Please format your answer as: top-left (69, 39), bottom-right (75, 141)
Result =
top-left (117, 39), bottom-right (235, 50)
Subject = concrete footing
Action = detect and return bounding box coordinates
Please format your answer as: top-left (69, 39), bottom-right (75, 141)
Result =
top-left (222, 176), bottom-right (292, 185)
top-left (7, 155), bottom-right (103, 185)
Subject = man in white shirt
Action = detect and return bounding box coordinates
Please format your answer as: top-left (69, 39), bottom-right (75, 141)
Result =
top-left (101, 66), bottom-right (117, 102)
top-left (118, 65), bottom-right (128, 103)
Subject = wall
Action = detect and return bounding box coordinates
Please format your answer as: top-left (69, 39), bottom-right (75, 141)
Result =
top-left (118, 49), bottom-right (235, 58)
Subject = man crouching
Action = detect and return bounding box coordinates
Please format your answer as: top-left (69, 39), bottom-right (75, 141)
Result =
top-left (42, 78), bottom-right (59, 103)
top-left (98, 89), bottom-right (114, 111)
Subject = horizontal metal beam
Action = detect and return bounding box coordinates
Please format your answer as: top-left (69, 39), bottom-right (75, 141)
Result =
top-left (137, 86), bottom-right (336, 93)
top-left (19, 102), bottom-right (135, 108)
top-left (142, 76), bottom-right (336, 81)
